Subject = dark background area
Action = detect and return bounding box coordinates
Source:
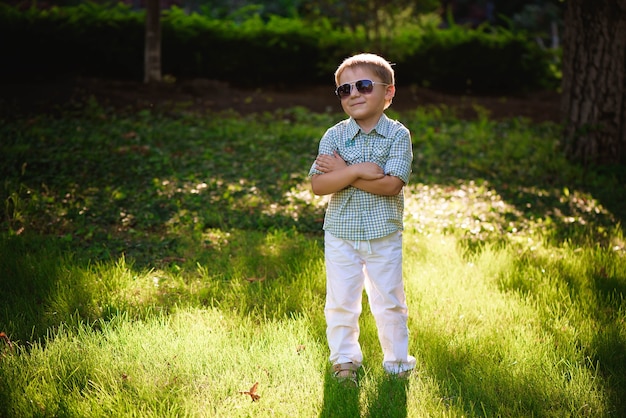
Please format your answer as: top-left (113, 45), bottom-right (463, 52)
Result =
top-left (0, 76), bottom-right (561, 122)
top-left (0, 0), bottom-right (564, 121)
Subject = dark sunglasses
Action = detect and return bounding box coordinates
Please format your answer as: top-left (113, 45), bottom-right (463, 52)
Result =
top-left (335, 79), bottom-right (390, 99)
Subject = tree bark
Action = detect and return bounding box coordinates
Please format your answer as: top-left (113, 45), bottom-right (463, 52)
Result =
top-left (144, 0), bottom-right (161, 84)
top-left (561, 0), bottom-right (626, 165)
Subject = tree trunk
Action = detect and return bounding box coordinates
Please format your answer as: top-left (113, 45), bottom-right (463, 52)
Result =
top-left (144, 0), bottom-right (161, 84)
top-left (561, 0), bottom-right (626, 165)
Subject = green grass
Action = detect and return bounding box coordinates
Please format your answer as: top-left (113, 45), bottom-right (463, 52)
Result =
top-left (0, 100), bottom-right (625, 417)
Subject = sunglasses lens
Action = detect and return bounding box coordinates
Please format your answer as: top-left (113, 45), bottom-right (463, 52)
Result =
top-left (336, 80), bottom-right (377, 99)
top-left (336, 84), bottom-right (351, 98)
top-left (355, 80), bottom-right (374, 94)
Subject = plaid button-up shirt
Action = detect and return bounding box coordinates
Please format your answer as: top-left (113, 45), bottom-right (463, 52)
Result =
top-left (309, 114), bottom-right (413, 241)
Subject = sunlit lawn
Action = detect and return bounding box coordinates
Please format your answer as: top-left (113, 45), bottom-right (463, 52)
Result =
top-left (1, 101), bottom-right (625, 417)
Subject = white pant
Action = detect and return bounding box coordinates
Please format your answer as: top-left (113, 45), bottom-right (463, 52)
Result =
top-left (324, 231), bottom-right (416, 374)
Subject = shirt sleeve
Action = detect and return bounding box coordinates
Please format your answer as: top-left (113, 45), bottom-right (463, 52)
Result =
top-left (308, 127), bottom-right (338, 177)
top-left (384, 125), bottom-right (413, 184)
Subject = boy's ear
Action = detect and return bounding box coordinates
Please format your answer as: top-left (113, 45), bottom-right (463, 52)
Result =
top-left (385, 84), bottom-right (396, 100)
top-left (384, 85), bottom-right (396, 108)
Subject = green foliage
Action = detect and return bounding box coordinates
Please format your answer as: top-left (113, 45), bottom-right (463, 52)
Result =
top-left (0, 2), bottom-right (559, 92)
top-left (0, 2), bottom-right (144, 79)
top-left (397, 24), bottom-right (559, 92)
top-left (0, 104), bottom-right (330, 265)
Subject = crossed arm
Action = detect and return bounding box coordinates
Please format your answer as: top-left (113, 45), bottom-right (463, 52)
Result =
top-left (310, 151), bottom-right (404, 196)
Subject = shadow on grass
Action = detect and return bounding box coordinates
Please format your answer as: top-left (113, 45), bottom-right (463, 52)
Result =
top-left (319, 370), bottom-right (360, 418)
top-left (318, 367), bottom-right (410, 418)
top-left (499, 252), bottom-right (626, 416)
top-left (366, 376), bottom-right (409, 418)
top-left (0, 235), bottom-right (90, 343)
top-left (581, 163), bottom-right (626, 226)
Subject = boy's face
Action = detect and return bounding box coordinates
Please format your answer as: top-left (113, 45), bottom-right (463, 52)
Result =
top-left (336, 66), bottom-right (395, 129)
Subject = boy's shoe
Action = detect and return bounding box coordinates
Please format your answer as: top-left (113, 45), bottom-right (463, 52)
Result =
top-left (394, 369), bottom-right (412, 379)
top-left (332, 362), bottom-right (358, 386)
top-left (387, 368), bottom-right (412, 379)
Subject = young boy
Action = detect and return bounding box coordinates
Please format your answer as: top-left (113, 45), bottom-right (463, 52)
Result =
top-left (309, 53), bottom-right (415, 384)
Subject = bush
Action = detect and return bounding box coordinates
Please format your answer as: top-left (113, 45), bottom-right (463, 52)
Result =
top-left (0, 2), bottom-right (559, 92)
top-left (0, 3), bottom-right (144, 79)
top-left (396, 24), bottom-right (558, 92)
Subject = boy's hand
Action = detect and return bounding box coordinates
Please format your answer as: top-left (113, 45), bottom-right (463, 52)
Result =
top-left (315, 151), bottom-right (347, 173)
top-left (355, 162), bottom-right (385, 180)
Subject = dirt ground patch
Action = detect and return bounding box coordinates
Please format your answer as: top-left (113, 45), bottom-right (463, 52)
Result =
top-left (1, 77), bottom-right (561, 123)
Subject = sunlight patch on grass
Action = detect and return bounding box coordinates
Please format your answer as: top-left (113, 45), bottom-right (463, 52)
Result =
top-left (404, 180), bottom-right (623, 252)
top-left (404, 181), bottom-right (520, 239)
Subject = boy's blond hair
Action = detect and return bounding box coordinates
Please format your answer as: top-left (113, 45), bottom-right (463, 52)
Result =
top-left (334, 53), bottom-right (395, 86)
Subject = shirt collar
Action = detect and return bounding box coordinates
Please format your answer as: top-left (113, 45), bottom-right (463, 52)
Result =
top-left (347, 114), bottom-right (391, 139)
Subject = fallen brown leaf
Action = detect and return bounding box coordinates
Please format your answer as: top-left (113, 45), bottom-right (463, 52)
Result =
top-left (239, 382), bottom-right (261, 402)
